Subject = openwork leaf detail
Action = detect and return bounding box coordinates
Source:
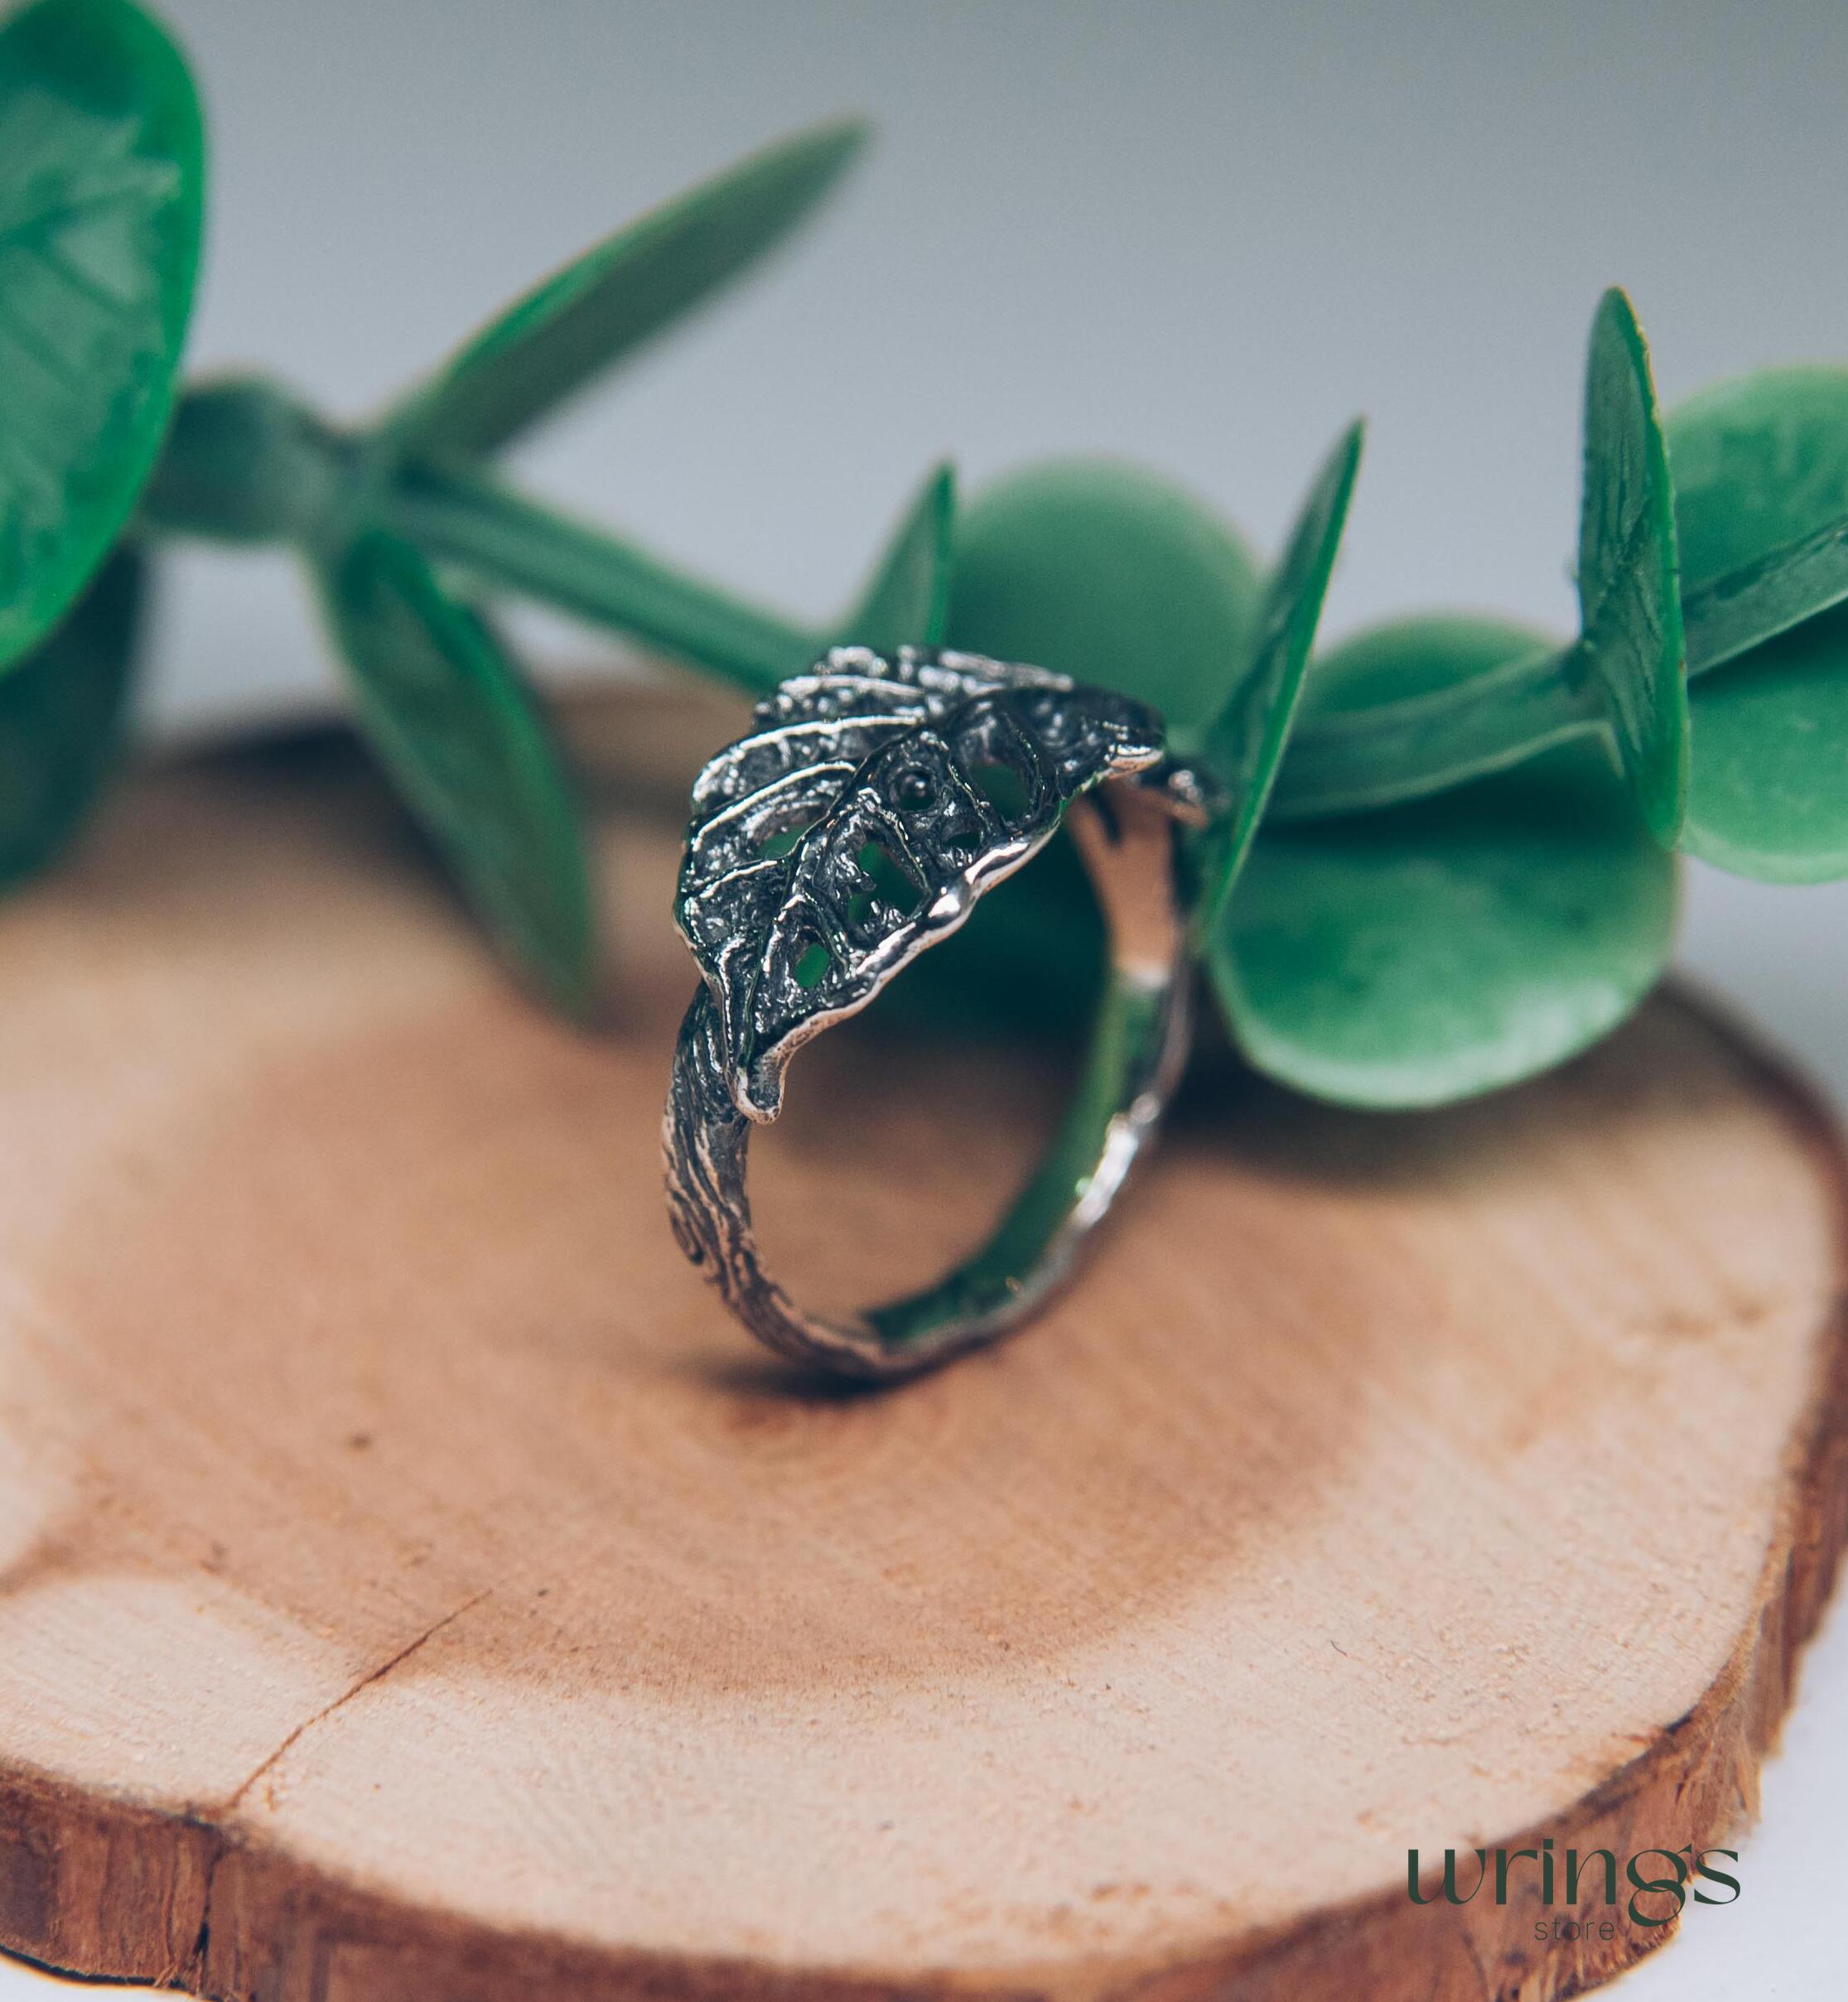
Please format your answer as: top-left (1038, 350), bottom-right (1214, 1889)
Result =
top-left (675, 646), bottom-right (1170, 1118)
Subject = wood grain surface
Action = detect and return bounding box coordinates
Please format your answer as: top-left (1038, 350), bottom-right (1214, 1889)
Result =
top-left (0, 688), bottom-right (1842, 2002)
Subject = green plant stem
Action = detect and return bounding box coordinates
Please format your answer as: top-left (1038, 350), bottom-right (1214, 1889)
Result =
top-left (1682, 511), bottom-right (1848, 678)
top-left (139, 379), bottom-right (820, 696)
top-left (139, 379), bottom-right (1633, 829)
top-left (384, 466), bottom-right (815, 695)
top-left (1264, 640), bottom-right (1602, 823)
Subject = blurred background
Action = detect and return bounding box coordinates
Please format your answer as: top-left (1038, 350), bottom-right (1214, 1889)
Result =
top-left (147, 0), bottom-right (1848, 737)
top-left (8, 4), bottom-right (1843, 1996)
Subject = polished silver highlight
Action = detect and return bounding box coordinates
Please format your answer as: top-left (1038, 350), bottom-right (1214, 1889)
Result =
top-left (663, 645), bottom-right (1213, 1380)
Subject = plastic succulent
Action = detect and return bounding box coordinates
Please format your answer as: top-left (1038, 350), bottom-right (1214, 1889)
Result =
top-left (943, 287), bottom-right (1845, 1112)
top-left (6, 0), bottom-right (1848, 1122)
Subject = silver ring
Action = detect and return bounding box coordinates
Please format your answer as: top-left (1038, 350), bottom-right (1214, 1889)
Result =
top-left (663, 646), bottom-right (1215, 1381)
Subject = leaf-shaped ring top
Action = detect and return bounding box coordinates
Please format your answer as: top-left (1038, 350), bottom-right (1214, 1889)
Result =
top-left (675, 645), bottom-right (1209, 1119)
top-left (664, 645), bottom-right (1218, 1381)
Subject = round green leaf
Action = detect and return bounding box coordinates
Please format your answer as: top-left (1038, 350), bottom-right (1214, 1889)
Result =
top-left (1575, 288), bottom-right (1687, 846)
top-left (320, 530), bottom-right (600, 1020)
top-left (1669, 366), bottom-right (1848, 594)
top-left (0, 541), bottom-right (142, 888)
top-left (1683, 600), bottom-right (1848, 882)
top-left (945, 458), bottom-right (1262, 745)
top-left (1208, 617), bottom-right (1678, 1109)
top-left (386, 120), bottom-right (866, 462)
top-left (0, 0), bottom-right (204, 671)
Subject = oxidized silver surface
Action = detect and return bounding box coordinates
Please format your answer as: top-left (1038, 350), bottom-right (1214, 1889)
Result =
top-left (663, 644), bottom-right (1214, 1380)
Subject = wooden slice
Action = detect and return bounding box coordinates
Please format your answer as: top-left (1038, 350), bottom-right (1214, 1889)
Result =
top-left (0, 687), bottom-right (1844, 2002)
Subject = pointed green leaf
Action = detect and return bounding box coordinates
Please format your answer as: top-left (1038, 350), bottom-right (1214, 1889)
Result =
top-left (832, 461), bottom-right (955, 653)
top-left (386, 121), bottom-right (867, 462)
top-left (1575, 287), bottom-right (1687, 844)
top-left (1668, 367), bottom-right (1848, 672)
top-left (320, 530), bottom-right (600, 1019)
top-left (0, 0), bottom-right (203, 671)
top-left (1206, 617), bottom-right (1677, 1108)
top-left (1197, 419), bottom-right (1361, 928)
top-left (0, 541), bottom-right (141, 888)
top-left (944, 458), bottom-right (1262, 744)
top-left (1682, 601), bottom-right (1848, 882)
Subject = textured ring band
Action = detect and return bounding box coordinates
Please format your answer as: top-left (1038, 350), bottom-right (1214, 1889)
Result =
top-left (663, 646), bottom-right (1215, 1381)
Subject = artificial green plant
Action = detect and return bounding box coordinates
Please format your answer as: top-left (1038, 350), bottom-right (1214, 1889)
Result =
top-left (5, 0), bottom-right (1848, 1116)
top-left (0, 0), bottom-right (952, 1017)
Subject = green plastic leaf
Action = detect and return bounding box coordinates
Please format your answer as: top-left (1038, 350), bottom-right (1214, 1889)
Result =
top-left (1668, 367), bottom-right (1848, 671)
top-left (1207, 616), bottom-right (1678, 1109)
top-left (387, 120), bottom-right (867, 462)
top-left (1682, 601), bottom-right (1848, 882)
top-left (1600, 367), bottom-right (1848, 880)
top-left (832, 460), bottom-right (955, 654)
top-left (139, 374), bottom-right (344, 544)
top-left (1267, 629), bottom-right (1589, 823)
top-left (320, 530), bottom-right (600, 1019)
top-left (1575, 287), bottom-right (1687, 844)
top-left (1197, 420), bottom-right (1362, 929)
top-left (0, 0), bottom-right (203, 671)
top-left (0, 541), bottom-right (141, 887)
top-left (943, 457), bottom-right (1262, 745)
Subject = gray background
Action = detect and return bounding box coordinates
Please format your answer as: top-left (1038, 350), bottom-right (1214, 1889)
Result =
top-left (11, 3), bottom-right (1846, 1995)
